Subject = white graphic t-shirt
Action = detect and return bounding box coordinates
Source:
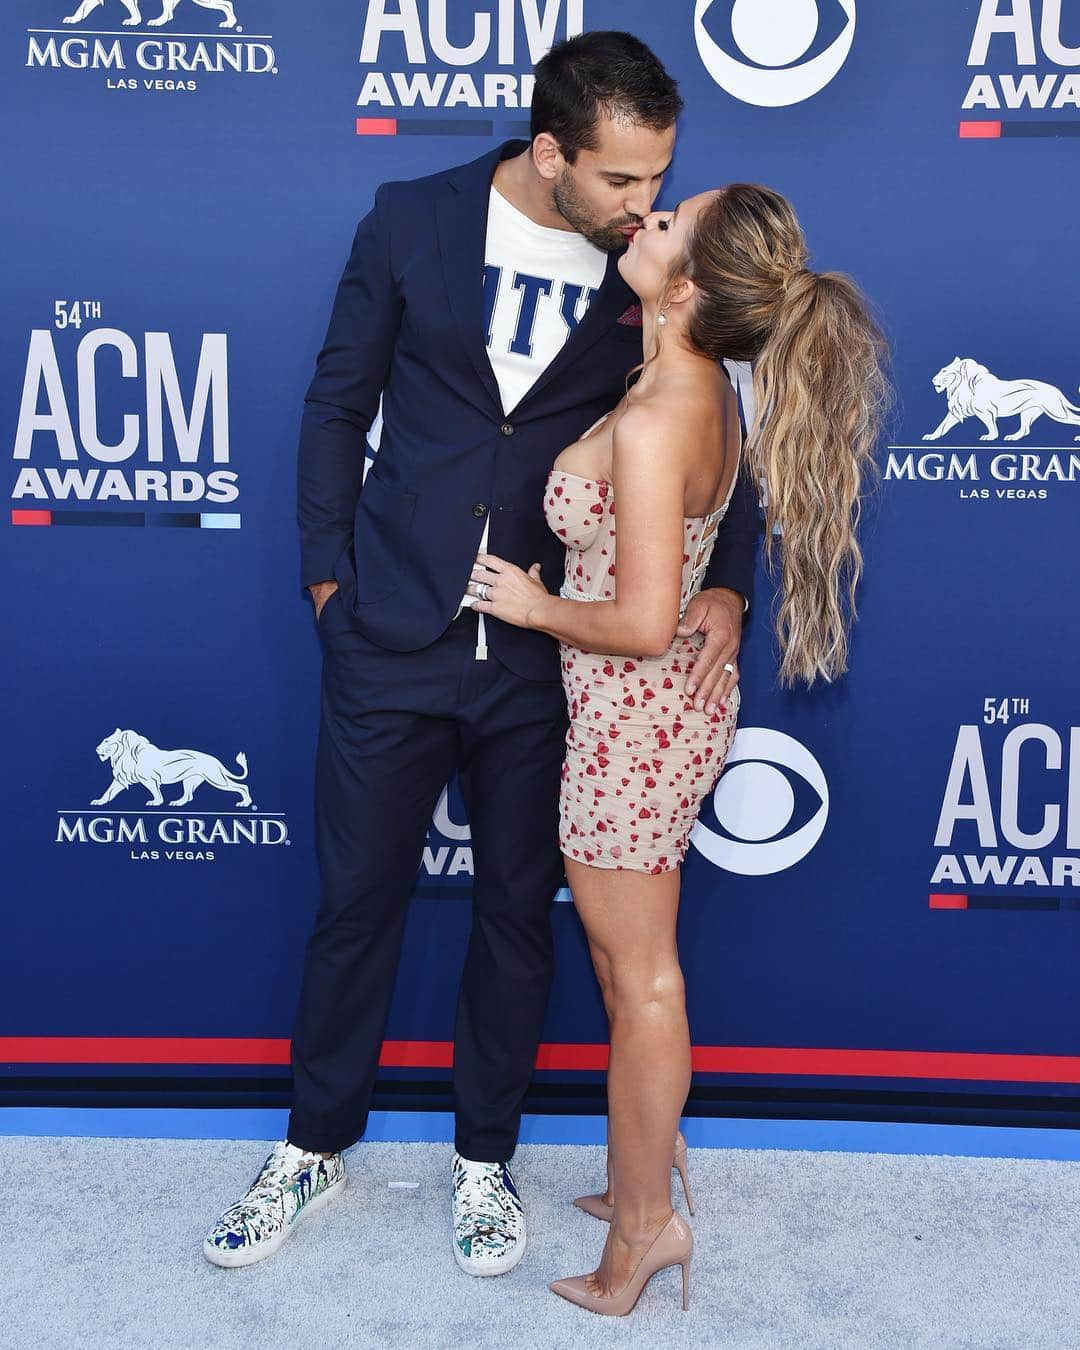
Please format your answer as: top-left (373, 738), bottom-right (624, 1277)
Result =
top-left (458, 185), bottom-right (608, 638)
top-left (482, 184), bottom-right (607, 413)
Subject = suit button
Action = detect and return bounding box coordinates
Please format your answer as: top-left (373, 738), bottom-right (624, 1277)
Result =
top-left (472, 503), bottom-right (487, 517)
top-left (500, 422), bottom-right (514, 436)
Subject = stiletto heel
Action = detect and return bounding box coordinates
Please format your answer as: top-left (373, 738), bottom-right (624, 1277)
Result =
top-left (549, 1211), bottom-right (694, 1316)
top-left (573, 1129), bottom-right (694, 1221)
top-left (673, 1130), bottom-right (695, 1215)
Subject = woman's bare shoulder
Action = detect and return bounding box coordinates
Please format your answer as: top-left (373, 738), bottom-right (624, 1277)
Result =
top-left (613, 373), bottom-right (733, 462)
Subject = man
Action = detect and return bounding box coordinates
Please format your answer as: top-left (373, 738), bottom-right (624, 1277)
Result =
top-left (204, 30), bottom-right (759, 1276)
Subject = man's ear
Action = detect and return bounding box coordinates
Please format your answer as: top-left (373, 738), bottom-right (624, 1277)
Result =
top-left (531, 132), bottom-right (563, 182)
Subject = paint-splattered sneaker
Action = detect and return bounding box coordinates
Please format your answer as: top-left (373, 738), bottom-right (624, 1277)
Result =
top-left (451, 1151), bottom-right (526, 1277)
top-left (203, 1140), bottom-right (346, 1267)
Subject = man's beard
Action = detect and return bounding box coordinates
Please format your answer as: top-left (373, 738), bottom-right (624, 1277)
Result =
top-left (553, 168), bottom-right (637, 253)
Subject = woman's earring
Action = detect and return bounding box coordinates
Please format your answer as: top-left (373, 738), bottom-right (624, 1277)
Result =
top-left (657, 308), bottom-right (668, 327)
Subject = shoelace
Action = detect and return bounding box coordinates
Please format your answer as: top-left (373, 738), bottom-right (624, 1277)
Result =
top-left (213, 1149), bottom-right (329, 1243)
top-left (250, 1146), bottom-right (322, 1196)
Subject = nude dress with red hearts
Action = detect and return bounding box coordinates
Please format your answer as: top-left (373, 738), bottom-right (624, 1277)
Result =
top-left (543, 454), bottom-right (741, 874)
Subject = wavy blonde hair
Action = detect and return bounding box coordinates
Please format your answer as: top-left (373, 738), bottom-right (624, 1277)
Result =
top-left (634, 183), bottom-right (890, 688)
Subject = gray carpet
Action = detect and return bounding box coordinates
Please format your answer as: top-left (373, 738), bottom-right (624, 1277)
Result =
top-left (5, 1136), bottom-right (1080, 1349)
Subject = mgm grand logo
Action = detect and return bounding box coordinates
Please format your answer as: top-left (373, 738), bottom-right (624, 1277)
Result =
top-left (27, 1), bottom-right (277, 83)
top-left (64, 0), bottom-right (240, 27)
top-left (886, 354), bottom-right (1080, 499)
top-left (56, 728), bottom-right (290, 861)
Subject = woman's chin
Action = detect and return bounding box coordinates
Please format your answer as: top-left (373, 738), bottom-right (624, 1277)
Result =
top-left (615, 253), bottom-right (645, 298)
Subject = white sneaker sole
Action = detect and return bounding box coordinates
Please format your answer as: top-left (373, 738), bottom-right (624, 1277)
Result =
top-left (453, 1227), bottom-right (527, 1278)
top-left (203, 1172), bottom-right (346, 1268)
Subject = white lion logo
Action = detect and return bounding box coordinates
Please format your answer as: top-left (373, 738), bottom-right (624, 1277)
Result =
top-left (91, 728), bottom-right (254, 809)
top-left (924, 357), bottom-right (1080, 443)
top-left (63, 0), bottom-right (238, 29)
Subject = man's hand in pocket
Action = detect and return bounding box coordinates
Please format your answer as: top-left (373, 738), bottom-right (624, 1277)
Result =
top-left (309, 581), bottom-right (339, 622)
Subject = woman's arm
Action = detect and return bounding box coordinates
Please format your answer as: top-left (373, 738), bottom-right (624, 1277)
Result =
top-left (516, 407), bottom-right (687, 658)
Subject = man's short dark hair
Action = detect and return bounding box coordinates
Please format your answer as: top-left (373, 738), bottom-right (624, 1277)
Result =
top-left (530, 31), bottom-right (683, 162)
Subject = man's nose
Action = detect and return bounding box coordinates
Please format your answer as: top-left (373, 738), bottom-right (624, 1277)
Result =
top-left (625, 185), bottom-right (654, 220)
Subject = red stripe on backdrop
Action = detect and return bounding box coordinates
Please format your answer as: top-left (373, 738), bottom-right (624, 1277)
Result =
top-left (11, 510), bottom-right (52, 525)
top-left (355, 118), bottom-right (398, 136)
top-left (5, 1038), bottom-right (1080, 1083)
top-left (959, 121), bottom-right (1002, 139)
top-left (929, 893), bottom-right (969, 909)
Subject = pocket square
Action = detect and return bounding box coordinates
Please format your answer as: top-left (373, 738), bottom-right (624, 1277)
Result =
top-left (616, 304), bottom-right (642, 327)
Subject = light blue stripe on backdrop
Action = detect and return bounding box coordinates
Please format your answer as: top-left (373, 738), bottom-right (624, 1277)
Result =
top-left (3, 1108), bottom-right (1080, 1161)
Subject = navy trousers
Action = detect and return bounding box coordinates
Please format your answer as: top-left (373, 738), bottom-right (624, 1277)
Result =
top-left (286, 592), bottom-right (568, 1162)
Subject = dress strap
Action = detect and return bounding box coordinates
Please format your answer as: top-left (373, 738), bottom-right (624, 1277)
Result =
top-left (578, 410), bottom-right (613, 442)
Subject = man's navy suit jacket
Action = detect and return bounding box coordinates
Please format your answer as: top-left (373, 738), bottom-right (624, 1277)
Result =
top-left (297, 139), bottom-right (760, 683)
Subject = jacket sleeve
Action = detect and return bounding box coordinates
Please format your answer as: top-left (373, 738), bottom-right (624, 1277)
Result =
top-left (701, 457), bottom-right (761, 613)
top-left (297, 183), bottom-right (402, 592)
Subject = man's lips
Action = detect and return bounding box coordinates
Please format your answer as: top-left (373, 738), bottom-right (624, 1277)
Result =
top-left (618, 225), bottom-right (641, 241)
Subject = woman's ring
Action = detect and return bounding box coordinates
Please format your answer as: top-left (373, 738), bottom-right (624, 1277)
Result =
top-left (722, 662), bottom-right (735, 674)
top-left (476, 582), bottom-right (491, 602)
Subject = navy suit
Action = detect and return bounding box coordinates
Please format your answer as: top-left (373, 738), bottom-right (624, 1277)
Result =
top-left (288, 140), bottom-right (760, 1159)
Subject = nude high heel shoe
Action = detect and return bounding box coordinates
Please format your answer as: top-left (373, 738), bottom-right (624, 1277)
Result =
top-left (572, 1129), bottom-right (694, 1221)
top-left (549, 1210), bottom-right (693, 1316)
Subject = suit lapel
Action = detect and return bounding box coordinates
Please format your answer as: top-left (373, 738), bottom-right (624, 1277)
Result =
top-left (435, 140), bottom-right (635, 421)
top-left (436, 141), bottom-right (523, 419)
top-left (511, 249), bottom-right (635, 416)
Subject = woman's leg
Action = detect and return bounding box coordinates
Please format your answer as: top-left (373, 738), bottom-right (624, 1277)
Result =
top-left (584, 938), bottom-right (617, 1207)
top-left (564, 855), bottom-right (691, 1297)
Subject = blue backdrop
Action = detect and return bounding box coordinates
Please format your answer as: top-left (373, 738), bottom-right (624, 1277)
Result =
top-left (3, 0), bottom-right (1079, 1118)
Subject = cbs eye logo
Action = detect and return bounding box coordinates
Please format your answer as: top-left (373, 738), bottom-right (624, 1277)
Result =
top-left (694, 0), bottom-right (856, 108)
top-left (690, 727), bottom-right (829, 875)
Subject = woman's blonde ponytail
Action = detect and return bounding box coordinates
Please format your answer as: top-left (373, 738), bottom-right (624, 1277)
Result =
top-left (675, 185), bottom-right (891, 687)
top-left (748, 267), bottom-right (889, 686)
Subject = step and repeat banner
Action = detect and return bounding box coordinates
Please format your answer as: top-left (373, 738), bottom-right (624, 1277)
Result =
top-left (3, 1), bottom-right (1079, 1113)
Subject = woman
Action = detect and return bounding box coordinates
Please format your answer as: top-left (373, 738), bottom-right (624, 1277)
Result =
top-left (467, 183), bottom-right (889, 1316)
